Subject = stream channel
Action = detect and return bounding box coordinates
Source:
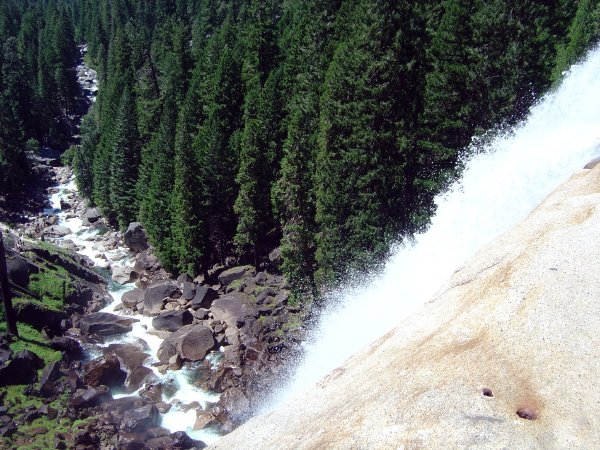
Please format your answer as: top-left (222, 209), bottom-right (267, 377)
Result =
top-left (42, 46), bottom-right (221, 445)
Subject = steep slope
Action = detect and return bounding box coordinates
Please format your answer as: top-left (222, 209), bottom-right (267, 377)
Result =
top-left (211, 160), bottom-right (600, 449)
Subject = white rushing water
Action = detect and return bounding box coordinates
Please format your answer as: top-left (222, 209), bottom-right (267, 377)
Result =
top-left (264, 46), bottom-right (600, 411)
top-left (46, 180), bottom-right (221, 444)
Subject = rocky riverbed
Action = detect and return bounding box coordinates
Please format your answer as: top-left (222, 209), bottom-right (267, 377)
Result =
top-left (1, 159), bottom-right (307, 448)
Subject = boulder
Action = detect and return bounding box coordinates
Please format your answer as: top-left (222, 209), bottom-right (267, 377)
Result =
top-left (112, 266), bottom-right (136, 285)
top-left (194, 410), bottom-right (217, 431)
top-left (152, 310), bottom-right (194, 332)
top-left (7, 254), bottom-right (35, 287)
top-left (43, 225), bottom-right (72, 237)
top-left (146, 431), bottom-right (205, 450)
top-left (83, 207), bottom-right (101, 224)
top-left (218, 387), bottom-right (251, 423)
top-left (39, 360), bottom-right (62, 396)
top-left (143, 281), bottom-right (180, 316)
top-left (157, 324), bottom-right (215, 364)
top-left (83, 354), bottom-right (126, 388)
top-left (45, 214), bottom-right (59, 225)
top-left (0, 350), bottom-right (45, 386)
top-left (66, 285), bottom-right (95, 307)
top-left (124, 222), bottom-right (149, 253)
top-left (133, 250), bottom-right (159, 275)
top-left (70, 385), bottom-right (112, 408)
top-left (122, 288), bottom-right (144, 309)
top-left (121, 405), bottom-right (159, 433)
top-left (181, 282), bottom-right (196, 300)
top-left (191, 286), bottom-right (219, 309)
top-left (176, 273), bottom-right (193, 287)
top-left (218, 265), bottom-right (255, 286)
top-left (51, 336), bottom-right (85, 360)
top-left (124, 366), bottom-right (155, 393)
top-left (104, 343), bottom-right (150, 373)
top-left (14, 301), bottom-right (67, 333)
top-left (79, 312), bottom-right (138, 337)
top-left (117, 432), bottom-right (146, 450)
top-left (102, 396), bottom-right (147, 415)
top-left (211, 295), bottom-right (257, 329)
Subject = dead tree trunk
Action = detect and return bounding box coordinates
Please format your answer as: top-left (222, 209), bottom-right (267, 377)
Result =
top-left (0, 230), bottom-right (19, 337)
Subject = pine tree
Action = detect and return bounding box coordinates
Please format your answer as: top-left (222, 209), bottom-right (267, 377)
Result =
top-left (139, 93), bottom-right (178, 270)
top-left (171, 102), bottom-right (205, 276)
top-left (109, 88), bottom-right (140, 229)
top-left (0, 37), bottom-right (28, 192)
top-left (73, 112), bottom-right (99, 201)
top-left (234, 0), bottom-right (280, 269)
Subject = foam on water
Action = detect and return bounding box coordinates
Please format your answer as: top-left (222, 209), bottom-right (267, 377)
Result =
top-left (263, 46), bottom-right (600, 412)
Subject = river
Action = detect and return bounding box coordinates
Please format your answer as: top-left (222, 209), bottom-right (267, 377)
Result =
top-left (41, 46), bottom-right (222, 445)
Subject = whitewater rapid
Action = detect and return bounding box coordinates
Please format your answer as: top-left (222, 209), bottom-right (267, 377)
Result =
top-left (264, 46), bottom-right (600, 411)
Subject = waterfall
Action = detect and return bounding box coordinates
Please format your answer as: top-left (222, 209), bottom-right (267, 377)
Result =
top-left (263, 45), bottom-right (600, 412)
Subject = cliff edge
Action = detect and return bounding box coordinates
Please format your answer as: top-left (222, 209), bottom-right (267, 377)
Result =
top-left (211, 161), bottom-right (600, 449)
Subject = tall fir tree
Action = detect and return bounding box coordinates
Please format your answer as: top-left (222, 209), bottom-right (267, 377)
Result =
top-left (139, 92), bottom-right (178, 270)
top-left (109, 87), bottom-right (140, 229)
top-left (73, 112), bottom-right (99, 201)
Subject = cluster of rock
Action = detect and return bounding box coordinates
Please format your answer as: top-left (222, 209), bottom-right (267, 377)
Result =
top-left (5, 233), bottom-right (111, 335)
top-left (95, 238), bottom-right (305, 433)
top-left (0, 331), bottom-right (205, 449)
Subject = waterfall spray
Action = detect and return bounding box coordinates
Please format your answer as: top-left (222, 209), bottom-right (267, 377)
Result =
top-left (262, 45), bottom-right (600, 412)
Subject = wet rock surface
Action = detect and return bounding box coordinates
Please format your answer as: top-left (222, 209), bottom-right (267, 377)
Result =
top-left (80, 312), bottom-right (139, 337)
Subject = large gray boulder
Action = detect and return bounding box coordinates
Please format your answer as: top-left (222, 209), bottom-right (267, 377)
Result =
top-left (70, 386), bottom-right (112, 408)
top-left (103, 343), bottom-right (155, 393)
top-left (211, 295), bottom-right (257, 329)
top-left (124, 222), bottom-right (149, 253)
top-left (218, 265), bottom-right (255, 286)
top-left (143, 281), bottom-right (180, 316)
top-left (157, 324), bottom-right (215, 364)
top-left (133, 249), bottom-right (159, 275)
top-left (0, 350), bottom-right (44, 386)
top-left (152, 310), bottom-right (193, 332)
top-left (121, 405), bottom-right (159, 433)
top-left (112, 266), bottom-right (136, 285)
top-left (80, 312), bottom-right (139, 337)
top-left (82, 207), bottom-right (101, 224)
top-left (83, 354), bottom-right (126, 388)
top-left (7, 254), bottom-right (35, 287)
top-left (43, 225), bottom-right (72, 237)
top-left (122, 288), bottom-right (144, 309)
top-left (181, 282), bottom-right (196, 300)
top-left (191, 286), bottom-right (219, 309)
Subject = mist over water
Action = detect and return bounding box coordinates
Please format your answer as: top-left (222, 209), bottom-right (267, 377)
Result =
top-left (262, 46), bottom-right (600, 412)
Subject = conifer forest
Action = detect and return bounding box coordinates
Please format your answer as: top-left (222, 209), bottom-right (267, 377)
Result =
top-left (1, 0), bottom-right (599, 299)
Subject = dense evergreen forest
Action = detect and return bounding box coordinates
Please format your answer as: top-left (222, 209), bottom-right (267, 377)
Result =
top-left (2, 0), bottom-right (599, 300)
top-left (0, 0), bottom-right (78, 193)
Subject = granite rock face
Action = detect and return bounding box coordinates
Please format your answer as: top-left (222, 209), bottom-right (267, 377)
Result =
top-left (210, 164), bottom-right (600, 448)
